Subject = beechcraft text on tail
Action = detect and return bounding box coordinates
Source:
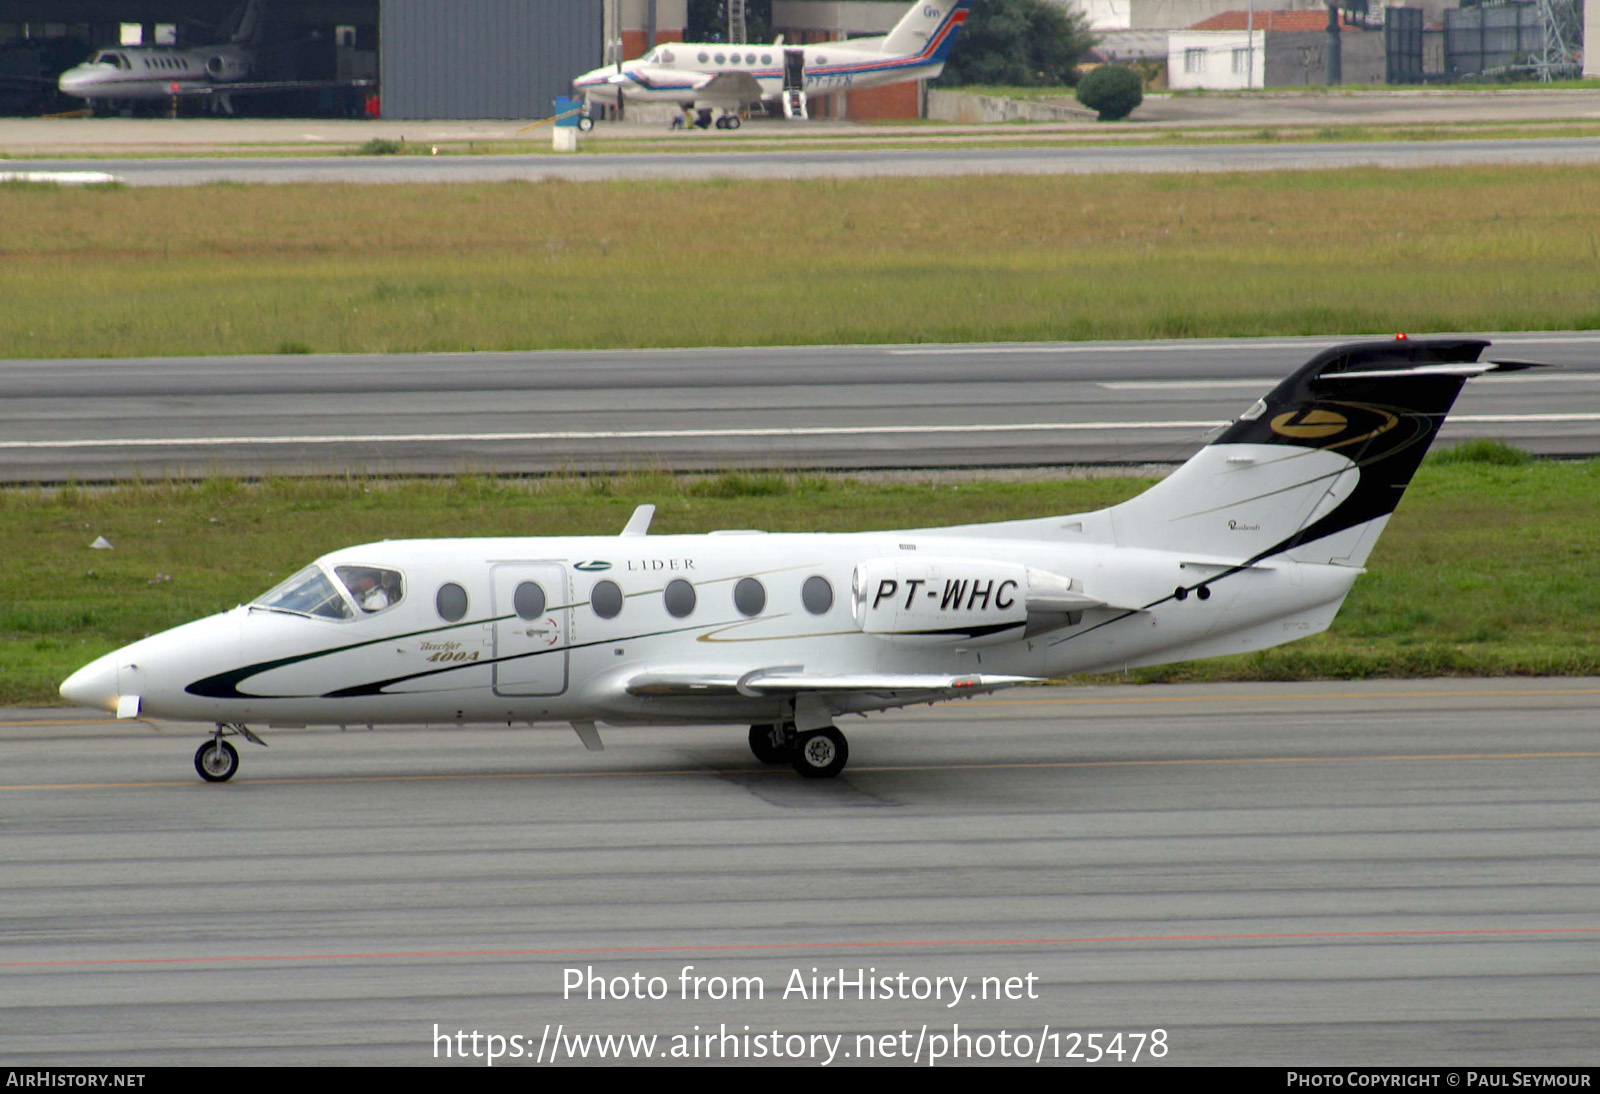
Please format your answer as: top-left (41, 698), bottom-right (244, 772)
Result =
top-left (60, 337), bottom-right (1539, 782)
top-left (572, 0), bottom-right (970, 128)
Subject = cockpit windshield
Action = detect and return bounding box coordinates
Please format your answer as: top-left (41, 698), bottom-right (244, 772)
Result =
top-left (252, 564), bottom-right (405, 621)
top-left (93, 52), bottom-right (130, 69)
top-left (253, 566), bottom-right (353, 620)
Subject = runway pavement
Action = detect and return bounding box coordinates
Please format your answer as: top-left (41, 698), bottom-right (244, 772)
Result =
top-left (4, 333), bottom-right (1598, 481)
top-left (2, 678), bottom-right (1596, 1065)
top-left (7, 136), bottom-right (1600, 187)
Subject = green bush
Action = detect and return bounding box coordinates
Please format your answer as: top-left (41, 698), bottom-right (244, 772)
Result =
top-left (1076, 65), bottom-right (1143, 121)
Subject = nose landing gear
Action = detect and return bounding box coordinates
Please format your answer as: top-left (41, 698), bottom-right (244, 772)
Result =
top-left (194, 723), bottom-right (267, 782)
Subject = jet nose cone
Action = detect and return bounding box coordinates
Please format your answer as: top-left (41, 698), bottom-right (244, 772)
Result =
top-left (58, 67), bottom-right (92, 95)
top-left (60, 652), bottom-right (120, 713)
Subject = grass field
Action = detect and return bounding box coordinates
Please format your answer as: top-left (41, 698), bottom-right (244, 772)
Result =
top-left (10, 454), bottom-right (1600, 706)
top-left (4, 165), bottom-right (1600, 358)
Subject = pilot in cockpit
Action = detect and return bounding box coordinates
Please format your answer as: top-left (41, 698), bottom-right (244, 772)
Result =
top-left (337, 566), bottom-right (401, 613)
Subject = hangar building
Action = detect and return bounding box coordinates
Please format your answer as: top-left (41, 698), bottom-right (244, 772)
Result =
top-left (0, 0), bottom-right (628, 119)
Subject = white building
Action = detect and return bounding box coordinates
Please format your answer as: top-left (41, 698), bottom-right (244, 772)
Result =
top-left (1062, 0), bottom-right (1322, 31)
top-left (1587, 0), bottom-right (1600, 77)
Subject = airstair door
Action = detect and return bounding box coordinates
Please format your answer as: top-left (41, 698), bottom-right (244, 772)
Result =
top-left (783, 49), bottom-right (805, 90)
top-left (491, 563), bottom-right (569, 696)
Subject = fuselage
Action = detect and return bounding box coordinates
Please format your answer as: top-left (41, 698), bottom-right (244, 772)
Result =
top-left (58, 45), bottom-right (255, 101)
top-left (60, 505), bottom-right (1358, 731)
top-left (574, 39), bottom-right (949, 105)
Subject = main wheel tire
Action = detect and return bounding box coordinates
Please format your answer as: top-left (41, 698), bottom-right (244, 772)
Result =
top-left (748, 724), bottom-right (789, 764)
top-left (725, 115), bottom-right (741, 130)
top-left (194, 739), bottom-right (239, 782)
top-left (790, 727), bottom-right (848, 779)
top-left (577, 116), bottom-right (594, 132)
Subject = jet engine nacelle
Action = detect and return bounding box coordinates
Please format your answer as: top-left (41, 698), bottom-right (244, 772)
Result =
top-left (851, 557), bottom-right (1094, 646)
top-left (205, 53), bottom-right (250, 80)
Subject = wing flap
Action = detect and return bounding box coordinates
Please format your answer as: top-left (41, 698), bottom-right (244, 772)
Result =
top-left (626, 666), bottom-right (1040, 698)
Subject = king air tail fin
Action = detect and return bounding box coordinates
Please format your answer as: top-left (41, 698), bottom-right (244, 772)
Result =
top-left (1108, 337), bottom-right (1527, 569)
top-left (882, 1), bottom-right (971, 61)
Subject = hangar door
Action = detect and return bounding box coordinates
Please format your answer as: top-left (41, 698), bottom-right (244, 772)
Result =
top-left (380, 0), bottom-right (601, 120)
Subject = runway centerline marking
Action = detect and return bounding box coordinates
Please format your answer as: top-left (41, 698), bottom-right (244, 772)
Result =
top-left (0, 421), bottom-right (1227, 450)
top-left (4, 416), bottom-right (1593, 452)
top-left (5, 926), bottom-right (1597, 971)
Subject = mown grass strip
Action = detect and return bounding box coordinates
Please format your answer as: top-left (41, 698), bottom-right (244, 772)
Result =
top-left (8, 455), bottom-right (1599, 706)
top-left (4, 166), bottom-right (1600, 359)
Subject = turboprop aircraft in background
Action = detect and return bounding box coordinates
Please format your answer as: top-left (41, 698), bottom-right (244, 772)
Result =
top-left (56, 0), bottom-right (368, 115)
top-left (61, 338), bottom-right (1534, 782)
top-left (573, 0), bottom-right (970, 127)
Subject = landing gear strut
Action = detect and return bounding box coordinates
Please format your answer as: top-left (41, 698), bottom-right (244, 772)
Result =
top-left (194, 723), bottom-right (266, 782)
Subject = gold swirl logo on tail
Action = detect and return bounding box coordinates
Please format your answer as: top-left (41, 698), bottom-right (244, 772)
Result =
top-left (1270, 408), bottom-right (1348, 439)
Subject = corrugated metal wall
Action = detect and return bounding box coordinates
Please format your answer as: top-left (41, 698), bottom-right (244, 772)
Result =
top-left (381, 0), bottom-right (601, 120)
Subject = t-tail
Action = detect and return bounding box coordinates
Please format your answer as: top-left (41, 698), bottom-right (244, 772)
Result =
top-left (1107, 337), bottom-right (1535, 569)
top-left (881, 0), bottom-right (972, 64)
top-left (227, 0), bottom-right (264, 44)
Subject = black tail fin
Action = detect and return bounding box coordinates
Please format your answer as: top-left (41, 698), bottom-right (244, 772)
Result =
top-left (1110, 337), bottom-right (1515, 567)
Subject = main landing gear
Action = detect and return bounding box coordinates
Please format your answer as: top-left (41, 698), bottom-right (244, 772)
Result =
top-left (194, 723), bottom-right (267, 782)
top-left (748, 723), bottom-right (850, 779)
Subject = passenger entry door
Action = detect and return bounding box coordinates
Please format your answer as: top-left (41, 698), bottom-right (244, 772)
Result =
top-left (491, 563), bottom-right (569, 696)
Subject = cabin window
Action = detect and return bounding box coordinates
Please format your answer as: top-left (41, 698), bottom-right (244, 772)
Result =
top-left (253, 566), bottom-right (353, 621)
top-left (802, 575), bottom-right (833, 615)
top-left (513, 581), bottom-right (546, 620)
top-left (591, 579), bottom-right (623, 620)
top-left (663, 579), bottom-right (696, 618)
top-left (698, 51), bottom-right (709, 63)
top-left (714, 52), bottom-right (726, 64)
top-left (734, 577), bottom-right (766, 617)
top-left (761, 54), bottom-right (773, 65)
top-left (335, 565), bottom-right (403, 614)
top-left (436, 583), bottom-right (469, 623)
top-left (745, 53), bottom-right (756, 64)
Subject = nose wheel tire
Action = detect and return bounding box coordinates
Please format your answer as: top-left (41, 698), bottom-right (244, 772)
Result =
top-left (195, 739), bottom-right (239, 782)
top-left (790, 727), bottom-right (848, 779)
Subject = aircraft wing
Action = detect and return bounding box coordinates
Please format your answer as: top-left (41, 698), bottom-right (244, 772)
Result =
top-left (689, 71), bottom-right (766, 104)
top-left (627, 667), bottom-right (1041, 698)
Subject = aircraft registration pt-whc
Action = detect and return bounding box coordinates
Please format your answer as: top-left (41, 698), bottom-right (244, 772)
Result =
top-left (61, 337), bottom-right (1532, 782)
top-left (572, 0), bottom-right (970, 127)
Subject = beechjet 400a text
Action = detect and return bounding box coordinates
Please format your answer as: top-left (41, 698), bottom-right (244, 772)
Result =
top-left (572, 0), bottom-right (969, 128)
top-left (61, 338), bottom-right (1533, 782)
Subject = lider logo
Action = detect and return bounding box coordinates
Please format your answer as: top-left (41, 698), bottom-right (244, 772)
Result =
top-left (1270, 408), bottom-right (1348, 439)
top-left (573, 560), bottom-right (612, 572)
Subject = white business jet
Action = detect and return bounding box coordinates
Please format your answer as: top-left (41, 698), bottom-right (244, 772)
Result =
top-left (56, 0), bottom-right (367, 115)
top-left (61, 338), bottom-right (1529, 782)
top-left (572, 0), bottom-right (970, 127)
